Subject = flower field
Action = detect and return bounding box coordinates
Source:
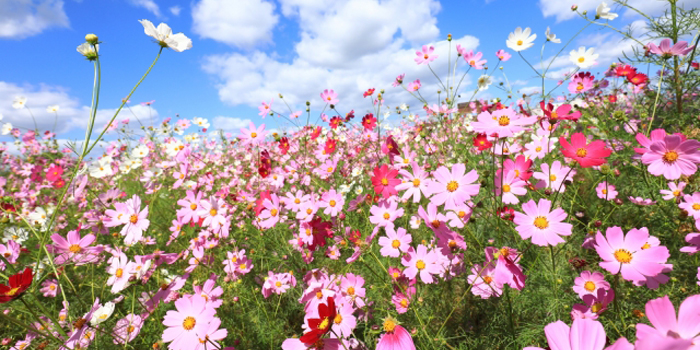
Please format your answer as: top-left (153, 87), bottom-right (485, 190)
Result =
top-left (2, 1), bottom-right (700, 350)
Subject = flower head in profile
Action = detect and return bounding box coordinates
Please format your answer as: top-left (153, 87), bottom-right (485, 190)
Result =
top-left (545, 27), bottom-right (561, 43)
top-left (559, 132), bottom-right (612, 168)
top-left (376, 317), bottom-right (416, 350)
top-left (77, 43), bottom-right (99, 60)
top-left (506, 27), bottom-right (536, 52)
top-left (139, 19), bottom-right (192, 52)
top-left (596, 2), bottom-right (618, 20)
top-left (648, 39), bottom-right (695, 59)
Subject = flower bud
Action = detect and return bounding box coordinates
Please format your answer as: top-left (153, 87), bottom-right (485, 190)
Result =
top-left (447, 33), bottom-right (452, 41)
top-left (85, 33), bottom-right (99, 44)
top-left (571, 5), bottom-right (578, 11)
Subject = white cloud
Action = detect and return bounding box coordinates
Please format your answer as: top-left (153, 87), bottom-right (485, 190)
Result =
top-left (212, 116), bottom-right (252, 131)
top-left (201, 0), bottom-right (485, 115)
top-left (191, 0), bottom-right (279, 48)
top-left (539, 0), bottom-right (700, 22)
top-left (127, 0), bottom-right (161, 17)
top-left (169, 5), bottom-right (181, 16)
top-left (0, 0), bottom-right (69, 39)
top-left (0, 81), bottom-right (158, 136)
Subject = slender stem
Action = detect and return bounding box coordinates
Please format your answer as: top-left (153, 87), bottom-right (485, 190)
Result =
top-left (646, 61), bottom-right (666, 135)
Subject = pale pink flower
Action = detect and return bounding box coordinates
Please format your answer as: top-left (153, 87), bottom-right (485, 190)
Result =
top-left (414, 45), bottom-right (438, 65)
top-left (572, 271), bottom-right (610, 298)
top-left (427, 163), bottom-right (480, 210)
top-left (379, 226), bottom-right (412, 258)
top-left (513, 199), bottom-right (572, 246)
top-left (594, 227), bottom-right (670, 285)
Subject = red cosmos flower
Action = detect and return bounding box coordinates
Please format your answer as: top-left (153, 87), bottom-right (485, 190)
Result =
top-left (324, 139), bottom-right (337, 154)
top-left (53, 179), bottom-right (66, 189)
top-left (278, 137), bottom-right (290, 155)
top-left (363, 88), bottom-right (375, 98)
top-left (329, 116), bottom-right (342, 129)
top-left (300, 297), bottom-right (336, 345)
top-left (608, 95), bottom-right (617, 103)
top-left (473, 133), bottom-right (492, 151)
top-left (497, 206), bottom-right (515, 221)
top-left (362, 114), bottom-right (377, 131)
top-left (344, 110), bottom-right (355, 122)
top-left (46, 165), bottom-right (64, 182)
top-left (310, 126), bottom-right (322, 140)
top-left (371, 164), bottom-right (400, 199)
top-left (255, 190), bottom-right (272, 216)
top-left (614, 64), bottom-right (637, 78)
top-left (628, 73), bottom-right (648, 86)
top-left (308, 217), bottom-right (334, 252)
top-left (692, 62), bottom-right (699, 70)
top-left (382, 136), bottom-right (400, 158)
top-left (559, 132), bottom-right (612, 168)
top-left (540, 101), bottom-right (581, 122)
top-left (0, 268), bottom-right (33, 303)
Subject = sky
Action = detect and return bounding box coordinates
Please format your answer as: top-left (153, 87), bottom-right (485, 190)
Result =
top-left (1, 0), bottom-right (699, 153)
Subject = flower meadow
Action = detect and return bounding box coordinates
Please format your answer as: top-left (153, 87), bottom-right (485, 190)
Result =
top-left (3, 2), bottom-right (700, 350)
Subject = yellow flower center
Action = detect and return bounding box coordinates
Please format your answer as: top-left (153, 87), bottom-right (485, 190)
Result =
top-left (383, 319), bottom-right (397, 332)
top-left (6, 287), bottom-right (21, 296)
top-left (347, 286), bottom-right (355, 295)
top-left (663, 151), bottom-right (679, 163)
top-left (446, 180), bottom-right (459, 192)
top-left (69, 244), bottom-right (82, 253)
top-left (550, 174), bottom-right (557, 182)
top-left (576, 148), bottom-right (588, 157)
top-left (383, 213), bottom-right (390, 220)
top-left (392, 240), bottom-right (401, 249)
top-left (502, 184), bottom-right (511, 193)
top-left (577, 83), bottom-right (584, 91)
top-left (602, 189), bottom-right (607, 194)
top-left (381, 178), bottom-right (389, 186)
top-left (127, 325), bottom-right (135, 333)
top-left (129, 215), bottom-right (138, 224)
top-left (115, 268), bottom-right (123, 278)
top-left (516, 40), bottom-right (523, 46)
top-left (412, 178), bottom-right (421, 187)
top-left (483, 276), bottom-right (493, 284)
top-left (673, 190), bottom-right (681, 197)
top-left (498, 116), bottom-right (510, 126)
top-left (275, 281), bottom-right (282, 287)
top-left (578, 57), bottom-right (585, 63)
top-left (329, 200), bottom-right (336, 207)
top-left (182, 316), bottom-right (196, 331)
top-left (403, 158), bottom-right (410, 164)
top-left (536, 146), bottom-right (542, 152)
top-left (641, 243), bottom-right (651, 250)
top-left (316, 291), bottom-right (323, 299)
top-left (614, 249), bottom-right (633, 263)
top-left (591, 302), bottom-right (603, 313)
top-left (251, 132), bottom-right (257, 138)
top-left (416, 260), bottom-right (426, 270)
top-left (270, 209), bottom-right (278, 217)
top-left (318, 317), bottom-right (330, 331)
top-left (327, 167), bottom-right (333, 172)
top-left (533, 216), bottom-right (549, 229)
top-left (584, 281), bottom-right (596, 292)
top-left (693, 203), bottom-right (700, 210)
top-left (190, 204), bottom-right (197, 210)
top-left (294, 198), bottom-right (301, 204)
top-left (209, 209), bottom-right (217, 216)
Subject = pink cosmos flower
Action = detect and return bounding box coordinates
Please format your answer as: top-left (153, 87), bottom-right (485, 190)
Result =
top-left (679, 193), bottom-right (700, 220)
top-left (331, 299), bottom-right (357, 338)
top-left (239, 122), bottom-right (268, 147)
top-left (106, 252), bottom-right (133, 294)
top-left (407, 79), bottom-right (421, 91)
top-left (472, 107), bottom-right (536, 138)
top-left (258, 99), bottom-right (273, 116)
top-left (414, 45), bottom-right (438, 65)
top-left (681, 233), bottom-right (700, 254)
top-left (418, 203), bottom-right (449, 231)
top-left (495, 169), bottom-right (527, 205)
top-left (483, 246), bottom-right (526, 290)
top-left (162, 295), bottom-right (220, 350)
top-left (594, 227), bottom-right (670, 285)
top-left (634, 129), bottom-right (676, 157)
top-left (629, 196), bottom-right (657, 206)
top-left (572, 271), bottom-right (610, 298)
top-left (379, 226), bottom-right (412, 258)
top-left (571, 288), bottom-right (615, 320)
top-left (113, 314), bottom-right (143, 344)
top-left (496, 49), bottom-right (511, 61)
top-left (318, 190), bottom-right (344, 217)
top-left (262, 271), bottom-right (291, 298)
top-left (40, 279), bottom-right (60, 298)
top-left (524, 318), bottom-right (606, 350)
top-left (648, 38), bottom-right (695, 58)
top-left (258, 194), bottom-right (282, 229)
top-left (467, 263), bottom-right (502, 299)
top-left (641, 135), bottom-right (700, 180)
top-left (376, 318), bottom-right (416, 350)
top-left (533, 160), bottom-right (574, 192)
top-left (660, 181), bottom-right (686, 200)
top-left (568, 72), bottom-right (595, 94)
top-left (282, 190), bottom-right (310, 212)
top-left (427, 163), bottom-right (480, 210)
top-left (595, 181), bottom-right (618, 200)
top-left (514, 199), bottom-right (572, 247)
top-left (463, 50), bottom-right (487, 69)
top-left (320, 89), bottom-right (339, 105)
top-left (392, 73), bottom-right (405, 87)
top-left (635, 295), bottom-right (700, 349)
top-left (560, 133), bottom-right (612, 168)
top-left (369, 200), bottom-right (404, 229)
top-left (48, 228), bottom-right (102, 265)
top-left (197, 196), bottom-right (228, 231)
top-left (392, 292), bottom-right (411, 313)
top-left (524, 137), bottom-right (554, 160)
top-left (402, 245), bottom-right (441, 284)
top-left (504, 155), bottom-right (534, 181)
top-left (395, 161), bottom-right (430, 203)
top-left (340, 273), bottom-right (366, 308)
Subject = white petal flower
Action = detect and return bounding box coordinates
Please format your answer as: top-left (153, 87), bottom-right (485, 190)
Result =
top-left (139, 19), bottom-right (192, 52)
top-left (90, 302), bottom-right (115, 325)
top-left (77, 43), bottom-right (99, 60)
top-left (46, 105), bottom-right (60, 113)
top-left (506, 27), bottom-right (536, 52)
top-left (2, 123), bottom-right (13, 135)
top-left (545, 27), bottom-right (561, 44)
top-left (569, 46), bottom-right (599, 69)
top-left (596, 2), bottom-right (618, 20)
top-left (477, 75), bottom-right (493, 91)
top-left (12, 96), bottom-right (27, 110)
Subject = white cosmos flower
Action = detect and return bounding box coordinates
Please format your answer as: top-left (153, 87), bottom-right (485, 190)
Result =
top-left (138, 19), bottom-right (192, 52)
top-left (46, 105), bottom-right (60, 113)
top-left (90, 302), bottom-right (115, 325)
top-left (76, 43), bottom-right (99, 59)
top-left (1, 123), bottom-right (12, 135)
top-left (570, 46), bottom-right (599, 69)
top-left (131, 145), bottom-right (149, 158)
top-left (3, 227), bottom-right (29, 244)
top-left (545, 27), bottom-right (561, 44)
top-left (12, 96), bottom-right (27, 110)
top-left (192, 117), bottom-right (210, 129)
top-left (506, 27), bottom-right (536, 52)
top-left (596, 2), bottom-right (618, 20)
top-left (477, 75), bottom-right (493, 91)
top-left (399, 103), bottom-right (408, 111)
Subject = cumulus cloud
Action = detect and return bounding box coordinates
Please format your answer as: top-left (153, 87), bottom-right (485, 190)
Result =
top-left (0, 0), bottom-right (69, 39)
top-left (0, 81), bottom-right (158, 136)
top-left (212, 116), bottom-right (252, 131)
top-left (127, 0), bottom-right (161, 17)
top-left (191, 0), bottom-right (279, 48)
top-left (539, 0), bottom-right (700, 22)
top-left (200, 0), bottom-right (486, 115)
top-left (169, 5), bottom-right (181, 16)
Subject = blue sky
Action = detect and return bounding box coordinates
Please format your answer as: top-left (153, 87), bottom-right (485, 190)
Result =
top-left (1, 0), bottom-right (697, 151)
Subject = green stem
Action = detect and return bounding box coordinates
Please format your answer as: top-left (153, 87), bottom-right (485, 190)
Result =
top-left (646, 61), bottom-right (667, 136)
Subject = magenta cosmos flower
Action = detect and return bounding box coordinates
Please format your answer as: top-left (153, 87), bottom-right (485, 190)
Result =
top-left (594, 227), bottom-right (670, 285)
top-left (648, 38), bottom-right (695, 58)
top-left (427, 163), bottom-right (480, 210)
top-left (513, 199), bottom-right (572, 247)
top-left (414, 45), bottom-right (437, 65)
top-left (641, 135), bottom-right (700, 180)
top-left (679, 193), bottom-right (700, 220)
top-left (636, 294), bottom-right (700, 349)
top-left (524, 318), bottom-right (607, 350)
top-left (595, 181), bottom-right (618, 200)
top-left (371, 164), bottom-right (401, 199)
top-left (162, 295), bottom-right (220, 350)
top-left (560, 133), bottom-right (612, 168)
top-left (49, 228), bottom-right (102, 265)
top-left (568, 72), bottom-right (595, 94)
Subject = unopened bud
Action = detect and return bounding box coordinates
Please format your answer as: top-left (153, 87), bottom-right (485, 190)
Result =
top-left (85, 33), bottom-right (98, 44)
top-left (571, 5), bottom-right (578, 11)
top-left (447, 33), bottom-right (452, 41)
top-left (305, 101), bottom-right (310, 106)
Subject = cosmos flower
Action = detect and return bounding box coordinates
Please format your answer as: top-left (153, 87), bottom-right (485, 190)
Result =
top-left (594, 227), bottom-right (670, 285)
top-left (506, 27), bottom-right (536, 51)
top-left (139, 19), bottom-right (192, 52)
top-left (514, 199), bottom-right (572, 246)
